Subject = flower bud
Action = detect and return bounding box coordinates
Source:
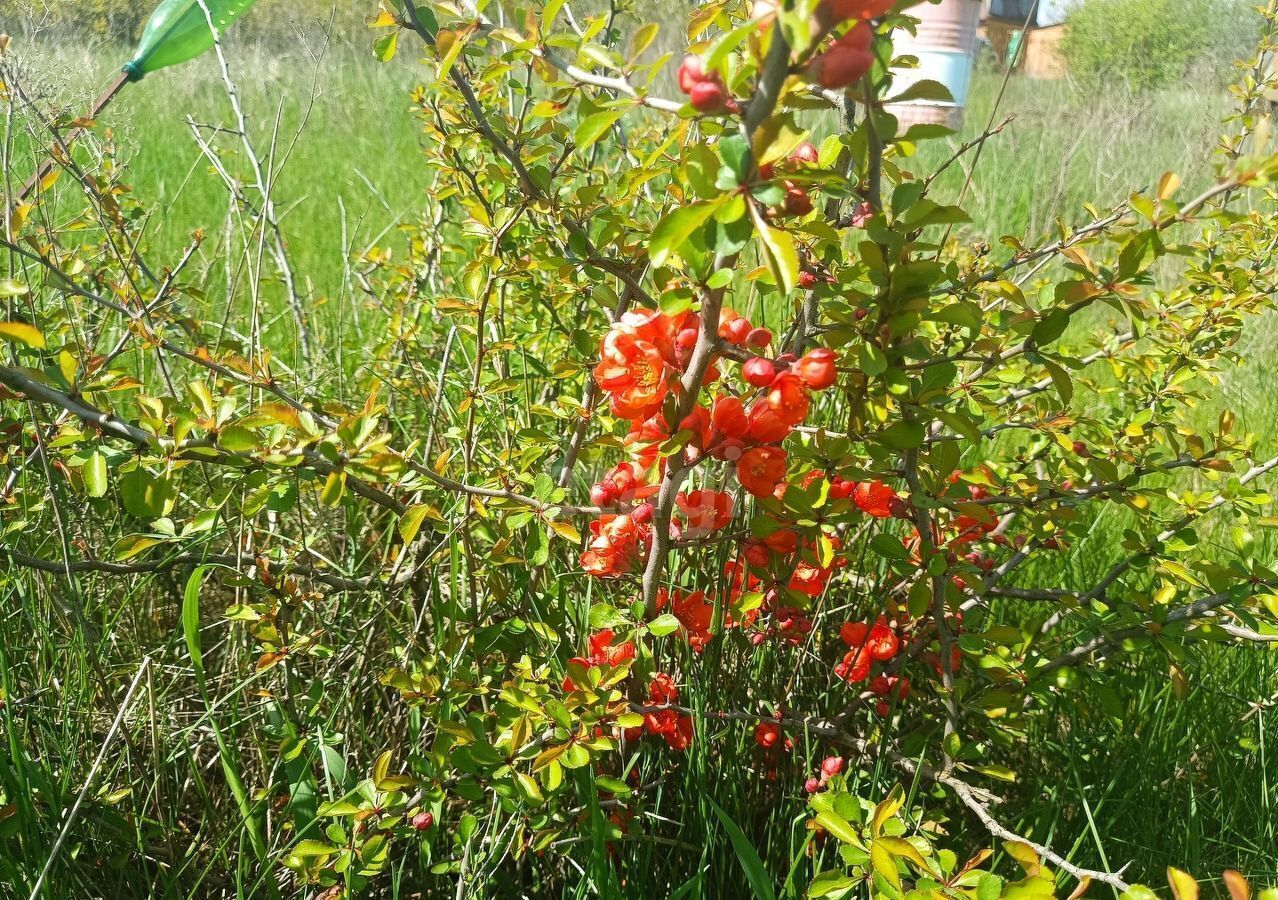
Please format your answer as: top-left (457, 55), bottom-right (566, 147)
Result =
top-left (790, 142), bottom-right (819, 165)
top-left (689, 80), bottom-right (729, 113)
top-left (742, 356), bottom-right (777, 388)
top-left (677, 55), bottom-right (705, 93)
top-left (745, 327), bottom-right (773, 349)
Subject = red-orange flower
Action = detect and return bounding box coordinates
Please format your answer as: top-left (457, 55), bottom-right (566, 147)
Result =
top-left (853, 480), bottom-right (899, 518)
top-left (589, 629), bottom-right (636, 666)
top-left (746, 401), bottom-right (793, 444)
top-left (679, 404), bottom-right (714, 457)
top-left (718, 309), bottom-right (753, 345)
top-left (580, 514), bottom-right (647, 577)
top-left (562, 629), bottom-right (637, 691)
top-left (794, 348), bottom-right (838, 390)
top-left (591, 461), bottom-right (658, 507)
top-left (658, 587), bottom-right (716, 651)
top-left (623, 414), bottom-right (670, 469)
top-left (834, 646), bottom-right (872, 683)
top-left (711, 395), bottom-right (750, 440)
top-left (677, 489), bottom-right (734, 534)
top-left (665, 713), bottom-right (695, 750)
top-left (754, 721), bottom-right (782, 748)
top-left (826, 0), bottom-right (894, 24)
top-left (766, 370), bottom-right (811, 425)
top-left (763, 528), bottom-right (798, 555)
top-left (596, 331), bottom-right (669, 420)
top-left (865, 618), bottom-right (900, 661)
top-left (738, 446), bottom-right (788, 498)
top-left (648, 672), bottom-right (679, 704)
top-left (790, 560), bottom-right (836, 597)
top-left (840, 621), bottom-right (869, 647)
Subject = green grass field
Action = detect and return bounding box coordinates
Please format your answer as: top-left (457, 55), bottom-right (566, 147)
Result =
top-left (4, 31), bottom-right (1278, 896)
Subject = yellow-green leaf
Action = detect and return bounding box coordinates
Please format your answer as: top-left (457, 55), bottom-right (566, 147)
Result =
top-left (870, 784), bottom-right (904, 836)
top-left (1168, 868), bottom-right (1200, 900)
top-left (399, 504), bottom-right (431, 544)
top-left (0, 321), bottom-right (45, 348)
top-left (871, 840), bottom-right (901, 891)
top-left (875, 836), bottom-right (935, 874)
top-left (749, 203), bottom-right (798, 293)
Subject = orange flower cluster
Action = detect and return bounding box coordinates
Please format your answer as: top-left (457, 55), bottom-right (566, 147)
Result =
top-left (869, 674), bottom-right (910, 717)
top-left (594, 309), bottom-right (700, 422)
top-left (580, 513), bottom-right (651, 578)
top-left (561, 629), bottom-right (636, 691)
top-left (625, 673), bottom-right (694, 750)
top-left (724, 344), bottom-right (842, 499)
top-left (834, 617), bottom-right (901, 684)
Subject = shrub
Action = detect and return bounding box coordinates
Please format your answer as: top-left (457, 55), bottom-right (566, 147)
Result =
top-left (1062, 0), bottom-right (1259, 91)
top-left (3, 0), bottom-right (1278, 896)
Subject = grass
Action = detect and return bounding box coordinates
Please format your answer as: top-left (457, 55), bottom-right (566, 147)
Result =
top-left (2, 30), bottom-right (1277, 898)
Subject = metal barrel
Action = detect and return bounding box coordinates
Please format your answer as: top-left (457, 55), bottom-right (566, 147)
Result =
top-left (886, 0), bottom-right (983, 130)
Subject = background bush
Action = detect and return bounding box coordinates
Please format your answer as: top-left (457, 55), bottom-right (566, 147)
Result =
top-left (0, 0), bottom-right (366, 44)
top-left (1062, 0), bottom-right (1260, 91)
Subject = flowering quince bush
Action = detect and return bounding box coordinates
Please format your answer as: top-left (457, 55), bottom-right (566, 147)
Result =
top-left (7, 0), bottom-right (1278, 896)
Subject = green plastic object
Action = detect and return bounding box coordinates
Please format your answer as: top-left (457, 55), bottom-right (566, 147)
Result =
top-left (123, 0), bottom-right (260, 81)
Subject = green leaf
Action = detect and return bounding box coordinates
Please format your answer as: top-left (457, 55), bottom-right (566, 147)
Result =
top-left (121, 469), bottom-right (176, 519)
top-left (880, 420), bottom-right (925, 450)
top-left (875, 836), bottom-right (935, 874)
top-left (595, 775), bottom-right (631, 794)
top-left (589, 603), bottom-right (629, 629)
top-left (1120, 887), bottom-right (1162, 900)
top-left (809, 870), bottom-right (858, 898)
top-left (753, 116), bottom-right (807, 168)
top-left (707, 798), bottom-right (777, 900)
top-left (885, 79), bottom-right (954, 104)
top-left (83, 451), bottom-right (108, 498)
top-left (815, 810), bottom-right (860, 845)
top-left (1041, 359), bottom-right (1073, 405)
top-left (183, 566), bottom-right (207, 681)
top-left (647, 613), bottom-right (681, 636)
top-left (113, 534), bottom-right (165, 561)
top-left (718, 134), bottom-right (751, 183)
top-left (899, 199), bottom-right (970, 229)
top-left (317, 799), bottom-right (363, 816)
top-left (977, 874), bottom-right (1004, 900)
top-left (292, 839), bottom-right (339, 858)
top-left (320, 470), bottom-right (346, 506)
top-left (373, 29), bottom-right (398, 61)
top-left (650, 201), bottom-right (721, 268)
top-left (1030, 309), bottom-right (1072, 347)
top-left (574, 109), bottom-right (624, 151)
top-left (703, 20), bottom-right (755, 76)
